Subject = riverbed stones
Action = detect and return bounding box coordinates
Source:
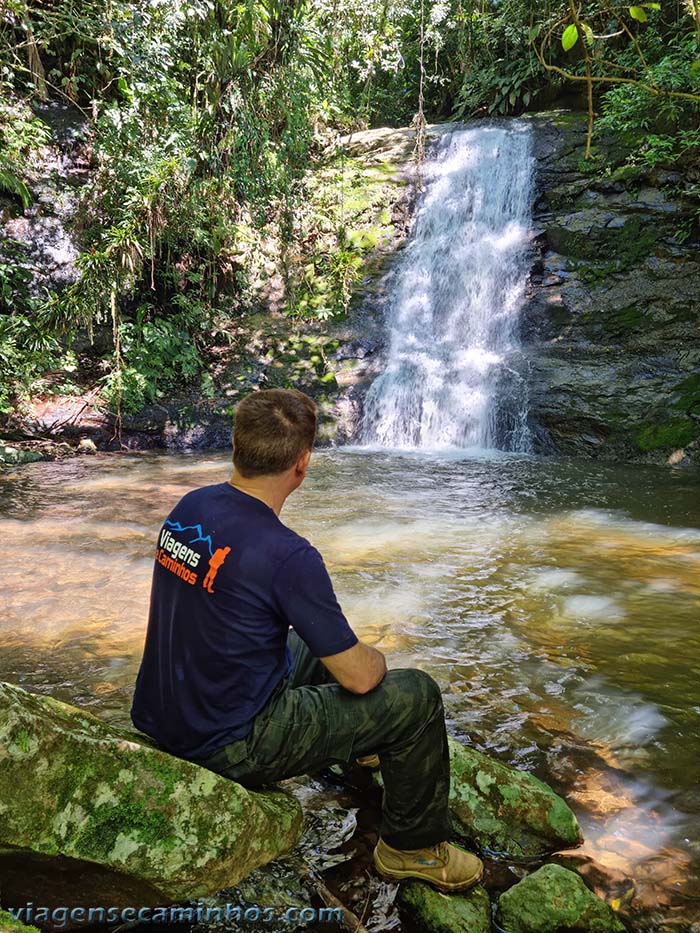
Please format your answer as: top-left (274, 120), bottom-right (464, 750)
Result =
top-left (448, 738), bottom-right (583, 858)
top-left (0, 444), bottom-right (45, 465)
top-left (397, 880), bottom-right (491, 933)
top-left (496, 863), bottom-right (627, 933)
top-left (0, 681), bottom-right (303, 902)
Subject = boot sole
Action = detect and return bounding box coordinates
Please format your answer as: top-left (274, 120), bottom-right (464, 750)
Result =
top-left (373, 851), bottom-right (484, 892)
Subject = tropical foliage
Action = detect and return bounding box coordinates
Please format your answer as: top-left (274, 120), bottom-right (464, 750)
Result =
top-left (0, 0), bottom-right (698, 415)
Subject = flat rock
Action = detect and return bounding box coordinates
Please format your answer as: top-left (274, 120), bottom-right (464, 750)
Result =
top-left (496, 863), bottom-right (627, 933)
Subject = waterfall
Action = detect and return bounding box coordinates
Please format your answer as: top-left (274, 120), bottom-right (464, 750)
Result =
top-left (360, 122), bottom-right (535, 451)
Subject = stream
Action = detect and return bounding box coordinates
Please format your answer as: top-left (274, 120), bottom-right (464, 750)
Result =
top-left (1, 448), bottom-right (699, 928)
top-left (3, 119), bottom-right (700, 931)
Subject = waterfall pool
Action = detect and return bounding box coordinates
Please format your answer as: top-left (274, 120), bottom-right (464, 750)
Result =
top-left (1, 448), bottom-right (699, 927)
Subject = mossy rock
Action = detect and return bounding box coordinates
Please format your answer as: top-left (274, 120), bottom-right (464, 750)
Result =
top-left (671, 373), bottom-right (700, 417)
top-left (448, 738), bottom-right (583, 858)
top-left (496, 864), bottom-right (626, 933)
top-left (398, 881), bottom-right (491, 933)
top-left (0, 909), bottom-right (41, 932)
top-left (0, 682), bottom-right (303, 902)
top-left (635, 418), bottom-right (699, 452)
top-left (0, 445), bottom-right (45, 465)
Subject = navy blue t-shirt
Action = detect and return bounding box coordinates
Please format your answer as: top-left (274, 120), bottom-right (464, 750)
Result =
top-left (131, 482), bottom-right (358, 759)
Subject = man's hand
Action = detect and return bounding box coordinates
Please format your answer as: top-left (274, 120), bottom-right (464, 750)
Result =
top-left (320, 641), bottom-right (387, 695)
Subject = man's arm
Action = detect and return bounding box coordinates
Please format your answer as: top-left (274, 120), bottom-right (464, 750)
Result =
top-left (274, 542), bottom-right (385, 691)
top-left (320, 641), bottom-right (387, 695)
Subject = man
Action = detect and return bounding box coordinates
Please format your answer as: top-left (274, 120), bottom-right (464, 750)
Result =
top-left (131, 388), bottom-right (483, 892)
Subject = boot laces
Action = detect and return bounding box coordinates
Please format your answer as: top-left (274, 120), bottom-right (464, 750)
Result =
top-left (431, 841), bottom-right (449, 862)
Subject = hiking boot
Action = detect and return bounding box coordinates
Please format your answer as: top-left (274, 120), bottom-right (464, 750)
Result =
top-left (356, 754), bottom-right (380, 769)
top-left (373, 838), bottom-right (483, 892)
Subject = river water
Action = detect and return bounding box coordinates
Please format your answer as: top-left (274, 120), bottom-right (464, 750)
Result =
top-left (1, 449), bottom-right (699, 928)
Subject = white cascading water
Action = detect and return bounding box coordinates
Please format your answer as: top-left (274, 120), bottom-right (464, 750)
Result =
top-left (360, 122), bottom-right (535, 451)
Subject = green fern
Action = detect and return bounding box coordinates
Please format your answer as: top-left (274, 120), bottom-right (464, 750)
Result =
top-left (0, 169), bottom-right (31, 210)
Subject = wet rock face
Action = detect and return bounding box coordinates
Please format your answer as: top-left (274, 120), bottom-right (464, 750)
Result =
top-left (496, 863), bottom-right (627, 933)
top-left (447, 738), bottom-right (583, 859)
top-left (0, 681), bottom-right (302, 903)
top-left (0, 101), bottom-right (89, 296)
top-left (522, 112), bottom-right (700, 465)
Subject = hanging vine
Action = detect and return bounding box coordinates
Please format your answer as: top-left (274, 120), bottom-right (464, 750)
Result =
top-left (412, 0), bottom-right (428, 188)
top-left (532, 1), bottom-right (700, 159)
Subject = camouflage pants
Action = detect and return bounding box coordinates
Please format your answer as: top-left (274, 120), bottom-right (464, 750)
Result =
top-left (199, 631), bottom-right (451, 849)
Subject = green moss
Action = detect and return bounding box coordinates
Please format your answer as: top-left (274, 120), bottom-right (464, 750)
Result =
top-left (545, 110), bottom-right (587, 129)
top-left (71, 799), bottom-right (174, 860)
top-left (635, 418), bottom-right (699, 451)
top-left (286, 150), bottom-right (405, 320)
top-left (141, 755), bottom-right (180, 805)
top-left (500, 785), bottom-right (523, 807)
top-left (0, 908), bottom-right (41, 932)
top-left (0, 682), bottom-right (304, 901)
top-left (14, 729), bottom-right (30, 752)
top-left (616, 306), bottom-right (643, 329)
top-left (671, 373), bottom-right (700, 416)
top-left (398, 881), bottom-right (491, 933)
top-left (448, 738), bottom-right (582, 858)
top-left (497, 864), bottom-right (626, 933)
top-left (559, 218), bottom-right (658, 273)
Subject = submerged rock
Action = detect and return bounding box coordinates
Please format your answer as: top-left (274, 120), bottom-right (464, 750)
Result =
top-left (448, 738), bottom-right (583, 858)
top-left (496, 863), bottom-right (627, 933)
top-left (397, 881), bottom-right (491, 933)
top-left (0, 681), bottom-right (302, 902)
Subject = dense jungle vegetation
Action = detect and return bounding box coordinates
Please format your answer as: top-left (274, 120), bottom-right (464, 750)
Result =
top-left (1, 0), bottom-right (699, 417)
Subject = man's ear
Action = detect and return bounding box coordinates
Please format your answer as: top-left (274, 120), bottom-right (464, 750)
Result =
top-left (296, 449), bottom-right (311, 477)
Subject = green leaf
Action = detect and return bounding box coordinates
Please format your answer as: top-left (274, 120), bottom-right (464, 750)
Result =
top-left (561, 24), bottom-right (579, 52)
top-left (116, 76), bottom-right (133, 99)
top-left (562, 23), bottom-right (579, 51)
top-left (0, 170), bottom-right (31, 209)
top-left (528, 25), bottom-right (541, 41)
top-left (582, 23), bottom-right (594, 45)
top-left (629, 6), bottom-right (648, 21)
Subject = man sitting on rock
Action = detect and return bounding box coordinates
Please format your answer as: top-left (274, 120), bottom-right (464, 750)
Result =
top-left (131, 387), bottom-right (483, 892)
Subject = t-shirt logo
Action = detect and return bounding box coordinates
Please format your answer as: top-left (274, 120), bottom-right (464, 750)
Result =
top-left (202, 547), bottom-right (231, 594)
top-left (156, 520), bottom-right (230, 592)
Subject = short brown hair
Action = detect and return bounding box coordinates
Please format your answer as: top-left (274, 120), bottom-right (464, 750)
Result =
top-left (233, 388), bottom-right (317, 477)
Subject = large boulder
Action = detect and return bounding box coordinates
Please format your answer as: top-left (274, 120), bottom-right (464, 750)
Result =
top-left (0, 681), bottom-right (303, 902)
top-left (496, 863), bottom-right (627, 933)
top-left (397, 881), bottom-right (491, 933)
top-left (448, 738), bottom-right (583, 858)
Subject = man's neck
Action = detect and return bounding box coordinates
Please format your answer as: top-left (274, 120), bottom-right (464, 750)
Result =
top-left (228, 474), bottom-right (288, 516)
